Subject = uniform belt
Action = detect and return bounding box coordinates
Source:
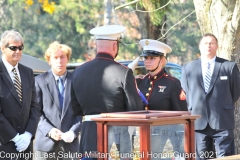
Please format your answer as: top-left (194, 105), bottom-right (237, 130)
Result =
top-left (83, 114), bottom-right (101, 121)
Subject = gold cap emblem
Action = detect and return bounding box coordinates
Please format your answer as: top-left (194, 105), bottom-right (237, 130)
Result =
top-left (145, 40), bottom-right (149, 45)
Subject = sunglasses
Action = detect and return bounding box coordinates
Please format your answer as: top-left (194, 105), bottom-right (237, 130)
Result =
top-left (7, 45), bottom-right (24, 51)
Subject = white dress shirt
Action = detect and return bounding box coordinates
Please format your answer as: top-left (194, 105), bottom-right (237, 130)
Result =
top-left (2, 56), bottom-right (21, 83)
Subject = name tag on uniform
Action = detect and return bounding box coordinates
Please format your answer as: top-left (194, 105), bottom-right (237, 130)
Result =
top-left (220, 76), bottom-right (228, 80)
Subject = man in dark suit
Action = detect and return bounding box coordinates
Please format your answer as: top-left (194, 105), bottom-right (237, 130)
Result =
top-left (34, 41), bottom-right (81, 160)
top-left (71, 25), bottom-right (143, 158)
top-left (0, 30), bottom-right (41, 159)
top-left (181, 33), bottom-right (240, 159)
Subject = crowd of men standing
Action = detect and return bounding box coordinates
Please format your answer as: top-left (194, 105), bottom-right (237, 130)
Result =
top-left (0, 25), bottom-right (239, 160)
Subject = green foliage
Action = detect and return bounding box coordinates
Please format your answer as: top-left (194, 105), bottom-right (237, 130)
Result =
top-left (125, 0), bottom-right (201, 63)
top-left (0, 0), bottom-right (103, 62)
top-left (141, 0), bottom-right (170, 25)
top-left (167, 1), bottom-right (201, 63)
top-left (1, 0), bottom-right (201, 63)
top-left (126, 0), bottom-right (170, 25)
top-left (117, 38), bottom-right (140, 60)
top-left (7, 0), bottom-right (24, 4)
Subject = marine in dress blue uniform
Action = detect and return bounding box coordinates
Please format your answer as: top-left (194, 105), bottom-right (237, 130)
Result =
top-left (136, 39), bottom-right (187, 154)
top-left (71, 25), bottom-right (143, 159)
top-left (136, 39), bottom-right (187, 111)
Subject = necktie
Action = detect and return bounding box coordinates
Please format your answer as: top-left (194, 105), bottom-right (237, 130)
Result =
top-left (58, 77), bottom-right (64, 109)
top-left (12, 68), bottom-right (22, 102)
top-left (204, 62), bottom-right (211, 93)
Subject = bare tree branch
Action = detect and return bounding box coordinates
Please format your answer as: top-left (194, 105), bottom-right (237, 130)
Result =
top-left (158, 10), bottom-right (196, 40)
top-left (135, 0), bottom-right (171, 13)
top-left (115, 0), bottom-right (140, 10)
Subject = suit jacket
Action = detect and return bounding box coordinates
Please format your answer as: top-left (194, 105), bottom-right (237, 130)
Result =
top-left (71, 53), bottom-right (143, 153)
top-left (34, 70), bottom-right (81, 152)
top-left (181, 57), bottom-right (240, 130)
top-left (0, 60), bottom-right (40, 153)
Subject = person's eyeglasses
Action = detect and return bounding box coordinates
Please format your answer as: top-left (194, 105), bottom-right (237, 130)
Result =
top-left (7, 45), bottom-right (24, 51)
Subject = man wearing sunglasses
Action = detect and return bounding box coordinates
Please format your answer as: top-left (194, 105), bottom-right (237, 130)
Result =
top-left (0, 30), bottom-right (41, 159)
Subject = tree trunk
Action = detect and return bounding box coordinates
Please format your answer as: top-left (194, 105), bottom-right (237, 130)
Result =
top-left (193, 0), bottom-right (240, 154)
top-left (104, 0), bottom-right (113, 25)
top-left (135, 11), bottom-right (165, 41)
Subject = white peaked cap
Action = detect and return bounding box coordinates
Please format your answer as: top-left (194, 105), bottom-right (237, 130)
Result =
top-left (89, 25), bottom-right (126, 40)
top-left (139, 39), bottom-right (172, 56)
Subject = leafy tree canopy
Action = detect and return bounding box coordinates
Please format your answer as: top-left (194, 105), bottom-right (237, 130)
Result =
top-left (1, 0), bottom-right (201, 64)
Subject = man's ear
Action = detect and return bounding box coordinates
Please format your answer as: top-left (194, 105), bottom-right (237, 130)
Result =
top-left (1, 47), bottom-right (4, 53)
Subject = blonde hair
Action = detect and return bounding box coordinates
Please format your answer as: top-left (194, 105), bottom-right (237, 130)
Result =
top-left (44, 41), bottom-right (72, 62)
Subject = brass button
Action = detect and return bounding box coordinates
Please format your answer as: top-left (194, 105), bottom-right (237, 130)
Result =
top-left (154, 76), bottom-right (157, 79)
top-left (148, 88), bottom-right (152, 91)
top-left (150, 82), bottom-right (153, 85)
top-left (146, 93), bottom-right (149, 96)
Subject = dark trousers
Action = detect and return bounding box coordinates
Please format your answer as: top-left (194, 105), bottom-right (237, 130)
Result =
top-left (195, 124), bottom-right (234, 160)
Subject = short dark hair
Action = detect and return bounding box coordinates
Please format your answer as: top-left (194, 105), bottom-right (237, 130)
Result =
top-left (199, 33), bottom-right (218, 44)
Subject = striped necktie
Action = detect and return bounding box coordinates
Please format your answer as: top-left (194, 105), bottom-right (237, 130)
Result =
top-left (204, 62), bottom-right (211, 93)
top-left (12, 68), bottom-right (22, 102)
